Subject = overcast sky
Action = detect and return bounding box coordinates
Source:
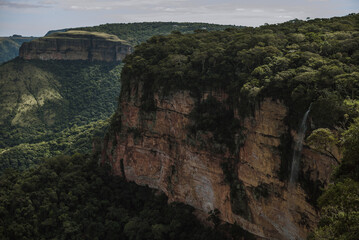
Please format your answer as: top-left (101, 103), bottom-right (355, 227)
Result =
top-left (0, 0), bottom-right (358, 36)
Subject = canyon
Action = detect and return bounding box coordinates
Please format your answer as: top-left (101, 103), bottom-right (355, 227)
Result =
top-left (101, 86), bottom-right (338, 239)
top-left (19, 30), bottom-right (132, 62)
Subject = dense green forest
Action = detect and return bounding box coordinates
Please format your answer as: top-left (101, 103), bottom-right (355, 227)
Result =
top-left (0, 153), bottom-right (254, 240)
top-left (0, 36), bottom-right (36, 64)
top-left (121, 14), bottom-right (359, 131)
top-left (117, 14), bottom-right (359, 239)
top-left (0, 119), bottom-right (108, 171)
top-left (0, 59), bottom-right (122, 171)
top-left (310, 119), bottom-right (359, 239)
top-left (76, 22), bottom-right (241, 45)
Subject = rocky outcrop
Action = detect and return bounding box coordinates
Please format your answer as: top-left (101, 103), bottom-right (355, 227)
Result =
top-left (101, 86), bottom-right (337, 239)
top-left (19, 31), bottom-right (132, 62)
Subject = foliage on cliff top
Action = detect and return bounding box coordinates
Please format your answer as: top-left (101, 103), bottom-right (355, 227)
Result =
top-left (44, 30), bottom-right (128, 44)
top-left (75, 22), bottom-right (242, 45)
top-left (120, 13), bottom-right (359, 131)
top-left (0, 153), bottom-right (248, 240)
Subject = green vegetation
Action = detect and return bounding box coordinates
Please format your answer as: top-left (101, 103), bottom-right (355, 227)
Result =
top-left (311, 118), bottom-right (359, 239)
top-left (0, 153), bottom-right (253, 240)
top-left (307, 128), bottom-right (340, 163)
top-left (0, 119), bottom-right (109, 171)
top-left (0, 59), bottom-right (122, 171)
top-left (119, 14), bottom-right (359, 156)
top-left (75, 22), bottom-right (241, 45)
top-left (0, 36), bottom-right (36, 64)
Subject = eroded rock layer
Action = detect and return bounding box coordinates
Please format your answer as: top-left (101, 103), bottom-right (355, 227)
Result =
top-left (19, 31), bottom-right (132, 62)
top-left (101, 86), bottom-right (337, 239)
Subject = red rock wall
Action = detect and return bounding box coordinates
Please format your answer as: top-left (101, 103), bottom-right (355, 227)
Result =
top-left (102, 86), bottom-right (337, 239)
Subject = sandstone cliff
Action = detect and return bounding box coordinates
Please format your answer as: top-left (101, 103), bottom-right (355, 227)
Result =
top-left (101, 84), bottom-right (338, 239)
top-left (19, 31), bottom-right (132, 62)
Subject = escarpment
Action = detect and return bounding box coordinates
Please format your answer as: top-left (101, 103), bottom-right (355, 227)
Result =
top-left (101, 89), bottom-right (336, 239)
top-left (19, 30), bottom-right (132, 62)
top-left (99, 15), bottom-right (358, 238)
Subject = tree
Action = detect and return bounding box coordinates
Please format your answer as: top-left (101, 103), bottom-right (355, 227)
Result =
top-left (312, 119), bottom-right (359, 239)
top-left (307, 128), bottom-right (340, 164)
top-left (312, 179), bottom-right (359, 240)
top-left (335, 118), bottom-right (359, 181)
top-left (335, 72), bottom-right (359, 99)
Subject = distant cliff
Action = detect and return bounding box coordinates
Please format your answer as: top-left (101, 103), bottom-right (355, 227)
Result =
top-left (19, 31), bottom-right (132, 62)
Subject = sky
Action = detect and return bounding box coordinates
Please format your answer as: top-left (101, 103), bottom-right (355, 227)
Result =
top-left (0, 0), bottom-right (358, 36)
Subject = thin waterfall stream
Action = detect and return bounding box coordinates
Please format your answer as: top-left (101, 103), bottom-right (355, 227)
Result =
top-left (282, 104), bottom-right (312, 240)
top-left (289, 104), bottom-right (312, 187)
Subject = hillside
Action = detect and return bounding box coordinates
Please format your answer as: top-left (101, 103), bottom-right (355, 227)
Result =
top-left (0, 59), bottom-right (122, 171)
top-left (101, 13), bottom-right (359, 239)
top-left (0, 36), bottom-right (36, 64)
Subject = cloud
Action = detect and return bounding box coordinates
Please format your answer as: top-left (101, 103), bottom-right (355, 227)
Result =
top-left (0, 0), bottom-right (187, 10)
top-left (251, 9), bottom-right (264, 13)
top-left (59, 0), bottom-right (190, 11)
top-left (0, 0), bottom-right (52, 8)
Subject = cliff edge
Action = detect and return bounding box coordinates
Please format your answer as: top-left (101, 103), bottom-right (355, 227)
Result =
top-left (96, 15), bottom-right (356, 237)
top-left (19, 30), bottom-right (132, 62)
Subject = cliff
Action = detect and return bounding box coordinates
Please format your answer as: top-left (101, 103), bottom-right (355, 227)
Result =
top-left (19, 31), bottom-right (132, 62)
top-left (98, 15), bottom-right (358, 239)
top-left (101, 89), bottom-right (337, 239)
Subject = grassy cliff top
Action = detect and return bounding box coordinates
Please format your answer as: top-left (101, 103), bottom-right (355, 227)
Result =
top-left (42, 30), bottom-right (128, 43)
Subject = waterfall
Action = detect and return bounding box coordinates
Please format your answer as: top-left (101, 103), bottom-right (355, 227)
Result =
top-left (289, 105), bottom-right (312, 186)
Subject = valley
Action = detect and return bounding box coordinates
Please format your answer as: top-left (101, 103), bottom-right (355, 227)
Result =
top-left (0, 14), bottom-right (358, 240)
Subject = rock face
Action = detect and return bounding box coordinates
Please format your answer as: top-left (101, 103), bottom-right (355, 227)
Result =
top-left (101, 86), bottom-right (338, 239)
top-left (19, 31), bottom-right (132, 62)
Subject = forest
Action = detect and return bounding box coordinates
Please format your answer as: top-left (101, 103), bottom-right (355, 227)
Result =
top-left (0, 153), bottom-right (254, 240)
top-left (0, 60), bottom-right (122, 171)
top-left (76, 22), bottom-right (241, 45)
